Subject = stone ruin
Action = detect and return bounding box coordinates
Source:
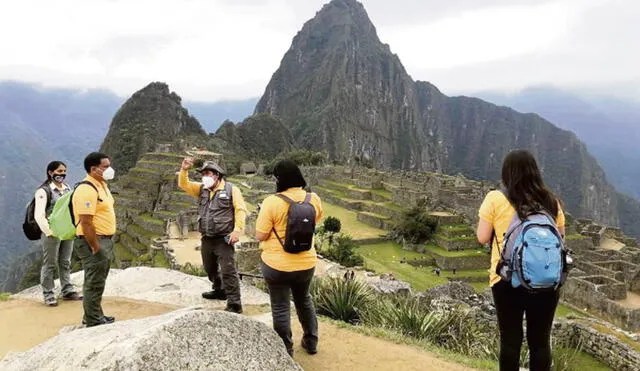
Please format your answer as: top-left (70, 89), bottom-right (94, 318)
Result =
top-left (562, 217), bottom-right (640, 331)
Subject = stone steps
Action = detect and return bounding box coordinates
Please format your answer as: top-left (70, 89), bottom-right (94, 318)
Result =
top-left (134, 214), bottom-right (166, 236)
top-left (160, 201), bottom-right (197, 214)
top-left (357, 211), bottom-right (393, 230)
top-left (137, 160), bottom-right (180, 174)
top-left (433, 234), bottom-right (481, 251)
top-left (140, 152), bottom-right (186, 163)
top-left (119, 232), bottom-right (151, 255)
top-left (125, 224), bottom-right (161, 249)
top-left (428, 212), bottom-right (465, 226)
top-left (438, 224), bottom-right (475, 239)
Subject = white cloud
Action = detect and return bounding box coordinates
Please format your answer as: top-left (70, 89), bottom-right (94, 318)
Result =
top-left (0, 0), bottom-right (637, 101)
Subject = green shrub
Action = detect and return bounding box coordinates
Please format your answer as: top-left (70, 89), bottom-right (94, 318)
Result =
top-left (311, 276), bottom-right (373, 324)
top-left (323, 234), bottom-right (364, 267)
top-left (323, 216), bottom-right (342, 234)
top-left (392, 199), bottom-right (438, 244)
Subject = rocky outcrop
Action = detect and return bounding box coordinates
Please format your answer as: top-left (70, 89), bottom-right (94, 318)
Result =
top-left (12, 267), bottom-right (270, 308)
top-left (100, 82), bottom-right (206, 174)
top-left (0, 307), bottom-right (300, 371)
top-left (251, 0), bottom-right (640, 234)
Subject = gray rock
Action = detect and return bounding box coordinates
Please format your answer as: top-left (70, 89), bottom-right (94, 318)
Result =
top-left (11, 267), bottom-right (270, 309)
top-left (0, 307), bottom-right (300, 371)
top-left (365, 276), bottom-right (411, 295)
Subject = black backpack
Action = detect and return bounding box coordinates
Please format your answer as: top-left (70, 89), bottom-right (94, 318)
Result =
top-left (23, 185), bottom-right (52, 240)
top-left (272, 193), bottom-right (317, 254)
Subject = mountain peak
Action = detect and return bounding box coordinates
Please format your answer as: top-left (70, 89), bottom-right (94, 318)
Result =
top-left (100, 82), bottom-right (205, 174)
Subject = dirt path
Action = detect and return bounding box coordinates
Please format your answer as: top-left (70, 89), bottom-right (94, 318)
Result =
top-left (292, 321), bottom-right (473, 371)
top-left (168, 232), bottom-right (254, 267)
top-left (615, 291), bottom-right (640, 309)
top-left (0, 298), bottom-right (474, 370)
top-left (0, 298), bottom-right (178, 358)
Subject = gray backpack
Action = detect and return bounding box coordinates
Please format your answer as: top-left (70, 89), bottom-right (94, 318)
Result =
top-left (272, 193), bottom-right (316, 254)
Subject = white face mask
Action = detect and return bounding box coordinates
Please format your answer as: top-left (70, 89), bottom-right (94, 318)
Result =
top-left (201, 176), bottom-right (215, 189)
top-left (102, 167), bottom-right (115, 181)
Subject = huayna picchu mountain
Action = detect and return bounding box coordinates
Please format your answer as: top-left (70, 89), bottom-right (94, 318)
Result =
top-left (251, 0), bottom-right (639, 235)
top-left (100, 82), bottom-right (206, 174)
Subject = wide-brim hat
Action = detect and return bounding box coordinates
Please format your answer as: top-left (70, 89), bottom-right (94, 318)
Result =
top-left (197, 161), bottom-right (225, 175)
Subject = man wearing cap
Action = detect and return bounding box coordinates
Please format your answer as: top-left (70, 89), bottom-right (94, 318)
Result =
top-left (178, 157), bottom-right (247, 314)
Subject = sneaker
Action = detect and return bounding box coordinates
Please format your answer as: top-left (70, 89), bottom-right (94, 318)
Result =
top-left (202, 290), bottom-right (227, 300)
top-left (301, 338), bottom-right (317, 355)
top-left (62, 292), bottom-right (83, 301)
top-left (86, 317), bottom-right (113, 328)
top-left (44, 297), bottom-right (58, 307)
top-left (224, 303), bottom-right (243, 314)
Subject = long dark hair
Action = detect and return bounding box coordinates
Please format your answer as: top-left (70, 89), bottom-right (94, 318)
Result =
top-left (273, 160), bottom-right (306, 192)
top-left (501, 150), bottom-right (559, 219)
top-left (44, 161), bottom-right (66, 184)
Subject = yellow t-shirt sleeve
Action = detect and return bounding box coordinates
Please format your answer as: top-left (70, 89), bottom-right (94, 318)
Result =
top-left (478, 191), bottom-right (497, 224)
top-left (73, 184), bottom-right (98, 216)
top-left (556, 203), bottom-right (566, 227)
top-left (231, 186), bottom-right (247, 233)
top-left (311, 193), bottom-right (323, 222)
top-left (178, 169), bottom-right (201, 198)
top-left (255, 196), bottom-right (276, 234)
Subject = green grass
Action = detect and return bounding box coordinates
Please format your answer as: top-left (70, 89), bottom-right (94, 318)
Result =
top-left (138, 160), bottom-right (179, 166)
top-left (0, 293), bottom-right (10, 301)
top-left (153, 252), bottom-right (170, 268)
top-left (138, 214), bottom-right (164, 225)
top-left (359, 242), bottom-right (448, 291)
top-left (359, 242), bottom-right (491, 292)
top-left (424, 244), bottom-right (487, 257)
top-left (322, 202), bottom-right (386, 240)
top-left (114, 243), bottom-right (136, 262)
top-left (370, 188), bottom-right (392, 199)
top-left (441, 224), bottom-right (473, 232)
top-left (590, 323), bottom-right (640, 352)
top-left (571, 352), bottom-right (612, 371)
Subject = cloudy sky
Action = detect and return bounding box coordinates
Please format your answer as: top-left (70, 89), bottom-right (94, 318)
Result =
top-left (1, 0), bottom-right (638, 101)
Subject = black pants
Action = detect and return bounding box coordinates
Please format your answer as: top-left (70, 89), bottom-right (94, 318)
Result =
top-left (201, 236), bottom-right (241, 305)
top-left (261, 262), bottom-right (318, 353)
top-left (492, 280), bottom-right (559, 371)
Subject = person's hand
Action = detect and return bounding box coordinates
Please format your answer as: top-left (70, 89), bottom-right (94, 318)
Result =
top-left (181, 157), bottom-right (193, 171)
top-left (91, 244), bottom-right (101, 255)
top-left (229, 231), bottom-right (241, 245)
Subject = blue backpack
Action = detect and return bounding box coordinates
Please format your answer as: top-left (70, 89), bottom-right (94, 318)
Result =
top-left (496, 209), bottom-right (567, 291)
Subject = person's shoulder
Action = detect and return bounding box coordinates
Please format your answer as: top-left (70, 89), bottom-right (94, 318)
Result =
top-left (308, 191), bottom-right (322, 204)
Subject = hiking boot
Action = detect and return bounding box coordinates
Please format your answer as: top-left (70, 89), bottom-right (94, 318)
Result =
top-left (86, 317), bottom-right (115, 328)
top-left (224, 303), bottom-right (243, 314)
top-left (301, 338), bottom-right (317, 355)
top-left (202, 290), bottom-right (227, 300)
top-left (83, 315), bottom-right (115, 325)
top-left (44, 297), bottom-right (58, 307)
top-left (62, 292), bottom-right (83, 301)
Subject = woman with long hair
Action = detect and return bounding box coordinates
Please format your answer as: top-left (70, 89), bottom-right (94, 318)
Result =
top-left (476, 150), bottom-right (566, 371)
top-left (34, 161), bottom-right (82, 306)
top-left (255, 160), bottom-right (323, 357)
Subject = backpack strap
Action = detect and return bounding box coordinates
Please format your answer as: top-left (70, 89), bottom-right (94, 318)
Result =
top-left (75, 181), bottom-right (103, 202)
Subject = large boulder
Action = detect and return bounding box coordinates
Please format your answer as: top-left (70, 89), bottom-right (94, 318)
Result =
top-left (12, 267), bottom-right (270, 308)
top-left (0, 308), bottom-right (300, 371)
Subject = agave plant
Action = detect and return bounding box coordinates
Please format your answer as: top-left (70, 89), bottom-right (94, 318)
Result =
top-left (311, 276), bottom-right (374, 324)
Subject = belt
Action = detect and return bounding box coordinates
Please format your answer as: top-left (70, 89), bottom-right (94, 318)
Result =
top-left (78, 235), bottom-right (113, 239)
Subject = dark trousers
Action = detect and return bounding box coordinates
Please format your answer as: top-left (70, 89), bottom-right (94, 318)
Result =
top-left (261, 262), bottom-right (318, 352)
top-left (74, 237), bottom-right (113, 326)
top-left (201, 236), bottom-right (241, 305)
top-left (492, 280), bottom-right (559, 371)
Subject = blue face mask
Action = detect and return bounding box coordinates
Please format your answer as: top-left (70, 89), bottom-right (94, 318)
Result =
top-left (53, 174), bottom-right (66, 183)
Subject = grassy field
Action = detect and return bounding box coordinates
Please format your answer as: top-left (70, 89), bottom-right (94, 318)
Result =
top-left (358, 242), bottom-right (488, 292)
top-left (424, 244), bottom-right (487, 257)
top-left (322, 202), bottom-right (386, 240)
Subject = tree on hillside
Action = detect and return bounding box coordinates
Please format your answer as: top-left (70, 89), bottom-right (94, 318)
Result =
top-left (392, 199), bottom-right (438, 244)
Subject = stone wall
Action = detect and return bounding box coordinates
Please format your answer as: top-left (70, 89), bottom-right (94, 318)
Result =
top-left (562, 276), bottom-right (640, 331)
top-left (554, 319), bottom-right (640, 371)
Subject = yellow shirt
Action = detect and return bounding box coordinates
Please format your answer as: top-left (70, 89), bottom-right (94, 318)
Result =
top-left (178, 169), bottom-right (247, 233)
top-left (479, 190), bottom-right (565, 287)
top-left (73, 175), bottom-right (116, 236)
top-left (256, 188), bottom-right (323, 272)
